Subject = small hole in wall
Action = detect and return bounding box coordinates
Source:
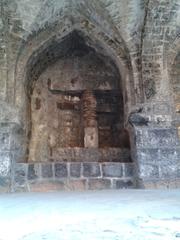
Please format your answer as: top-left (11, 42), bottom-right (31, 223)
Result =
top-left (35, 98), bottom-right (41, 110)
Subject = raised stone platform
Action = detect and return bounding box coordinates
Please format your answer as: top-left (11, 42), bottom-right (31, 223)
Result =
top-left (12, 162), bottom-right (134, 192)
top-left (52, 147), bottom-right (131, 162)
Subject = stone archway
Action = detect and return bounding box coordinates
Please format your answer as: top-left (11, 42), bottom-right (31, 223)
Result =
top-left (13, 18), bottom-right (136, 191)
top-left (27, 30), bottom-right (128, 163)
top-left (15, 17), bottom-right (135, 155)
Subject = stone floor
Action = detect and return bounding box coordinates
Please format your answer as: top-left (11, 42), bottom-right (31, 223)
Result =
top-left (0, 190), bottom-right (180, 240)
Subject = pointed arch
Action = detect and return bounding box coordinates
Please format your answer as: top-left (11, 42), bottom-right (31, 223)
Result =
top-left (15, 16), bottom-right (135, 112)
top-left (14, 15), bottom-right (136, 163)
top-left (166, 37), bottom-right (180, 114)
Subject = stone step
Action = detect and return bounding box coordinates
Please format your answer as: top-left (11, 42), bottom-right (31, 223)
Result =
top-left (12, 162), bottom-right (134, 192)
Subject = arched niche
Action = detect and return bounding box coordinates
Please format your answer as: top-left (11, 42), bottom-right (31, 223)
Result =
top-left (28, 31), bottom-right (131, 162)
top-left (170, 51), bottom-right (180, 114)
top-left (15, 24), bottom-right (134, 163)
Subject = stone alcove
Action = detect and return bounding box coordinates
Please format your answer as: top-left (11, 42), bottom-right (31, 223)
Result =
top-left (13, 29), bottom-right (135, 191)
top-left (27, 31), bottom-right (131, 163)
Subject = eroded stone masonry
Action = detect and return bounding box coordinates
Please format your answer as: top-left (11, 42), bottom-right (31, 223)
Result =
top-left (0, 0), bottom-right (179, 192)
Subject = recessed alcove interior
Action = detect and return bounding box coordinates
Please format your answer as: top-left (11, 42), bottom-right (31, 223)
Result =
top-left (170, 51), bottom-right (180, 114)
top-left (25, 30), bottom-right (131, 163)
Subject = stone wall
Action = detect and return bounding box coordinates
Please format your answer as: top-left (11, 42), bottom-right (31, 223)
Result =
top-left (12, 162), bottom-right (134, 192)
top-left (135, 0), bottom-right (180, 188)
top-left (170, 51), bottom-right (180, 113)
top-left (0, 0), bottom-right (179, 192)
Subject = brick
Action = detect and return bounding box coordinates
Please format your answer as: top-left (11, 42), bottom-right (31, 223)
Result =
top-left (88, 179), bottom-right (111, 190)
top-left (29, 180), bottom-right (65, 192)
top-left (14, 163), bottom-right (27, 185)
top-left (70, 163), bottom-right (81, 178)
top-left (136, 128), bottom-right (179, 148)
top-left (123, 163), bottom-right (134, 177)
top-left (28, 164), bottom-right (40, 180)
top-left (0, 152), bottom-right (11, 177)
top-left (139, 164), bottom-right (159, 179)
top-left (83, 163), bottom-right (101, 177)
top-left (102, 163), bottom-right (122, 177)
top-left (65, 179), bottom-right (86, 191)
top-left (41, 163), bottom-right (53, 178)
top-left (55, 163), bottom-right (68, 178)
top-left (0, 176), bottom-right (10, 188)
top-left (0, 177), bottom-right (10, 193)
top-left (137, 149), bottom-right (159, 164)
top-left (115, 180), bottom-right (134, 189)
top-left (0, 132), bottom-right (10, 151)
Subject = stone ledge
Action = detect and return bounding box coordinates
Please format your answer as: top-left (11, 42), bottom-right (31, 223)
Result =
top-left (13, 177), bottom-right (135, 192)
top-left (52, 148), bottom-right (131, 162)
top-left (102, 163), bottom-right (122, 177)
top-left (12, 162), bottom-right (134, 192)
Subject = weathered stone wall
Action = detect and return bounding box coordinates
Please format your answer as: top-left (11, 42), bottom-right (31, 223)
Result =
top-left (0, 0), bottom-right (179, 191)
top-left (170, 51), bottom-right (180, 113)
top-left (12, 162), bottom-right (134, 192)
top-left (134, 0), bottom-right (180, 188)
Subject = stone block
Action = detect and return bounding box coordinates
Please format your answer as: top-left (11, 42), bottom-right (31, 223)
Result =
top-left (0, 152), bottom-right (11, 178)
top-left (153, 128), bottom-right (179, 147)
top-left (102, 163), bottom-right (122, 177)
top-left (84, 127), bottom-right (98, 148)
top-left (14, 163), bottom-right (27, 185)
top-left (83, 163), bottom-right (101, 177)
top-left (41, 163), bottom-right (53, 178)
top-left (140, 180), bottom-right (158, 189)
top-left (136, 128), bottom-right (179, 148)
top-left (175, 179), bottom-right (180, 188)
top-left (177, 165), bottom-right (180, 178)
top-left (29, 180), bottom-right (65, 192)
top-left (137, 149), bottom-right (159, 164)
top-left (128, 113), bottom-right (149, 126)
top-left (80, 148), bottom-right (100, 162)
top-left (28, 164), bottom-right (40, 180)
top-left (155, 179), bottom-right (176, 189)
top-left (53, 148), bottom-right (100, 162)
top-left (0, 132), bottom-right (10, 151)
top-left (138, 164), bottom-right (159, 179)
top-left (70, 163), bottom-right (81, 178)
top-left (0, 176), bottom-right (10, 192)
top-left (64, 179), bottom-right (86, 191)
top-left (0, 69), bottom-right (7, 99)
top-left (55, 163), bottom-right (68, 178)
top-left (123, 163), bottom-right (134, 177)
top-left (115, 179), bottom-right (134, 189)
top-left (99, 148), bottom-right (131, 162)
top-left (159, 164), bottom-right (178, 179)
top-left (153, 102), bottom-right (170, 115)
top-left (157, 148), bottom-right (179, 163)
top-left (88, 179), bottom-right (111, 190)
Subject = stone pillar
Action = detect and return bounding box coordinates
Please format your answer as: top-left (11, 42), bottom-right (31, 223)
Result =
top-left (82, 90), bottom-right (98, 148)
